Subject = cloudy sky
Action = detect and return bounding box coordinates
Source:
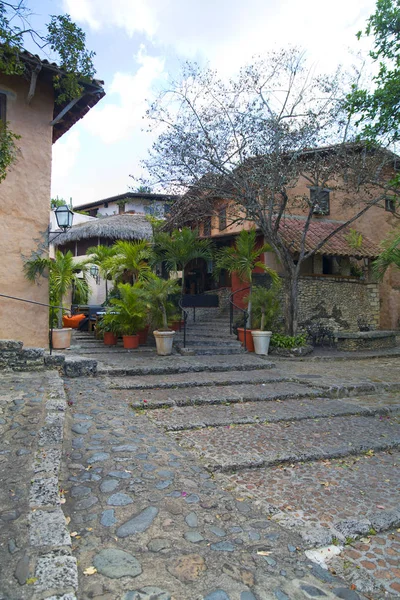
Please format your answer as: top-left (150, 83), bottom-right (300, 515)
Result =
top-left (33, 0), bottom-right (377, 207)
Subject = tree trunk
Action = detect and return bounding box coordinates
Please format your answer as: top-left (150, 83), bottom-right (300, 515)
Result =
top-left (284, 271), bottom-right (299, 336)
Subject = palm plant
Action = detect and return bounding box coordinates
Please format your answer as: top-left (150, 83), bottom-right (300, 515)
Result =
top-left (24, 250), bottom-right (89, 328)
top-left (86, 244), bottom-right (117, 299)
top-left (373, 231), bottom-right (400, 280)
top-left (102, 283), bottom-right (146, 335)
top-left (246, 284), bottom-right (281, 330)
top-left (105, 240), bottom-right (153, 284)
top-left (138, 276), bottom-right (181, 330)
top-left (154, 227), bottom-right (214, 295)
top-left (215, 229), bottom-right (279, 327)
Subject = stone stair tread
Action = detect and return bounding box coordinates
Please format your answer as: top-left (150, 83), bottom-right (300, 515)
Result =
top-left (147, 395), bottom-right (400, 430)
top-left (108, 368), bottom-right (287, 389)
top-left (176, 413), bottom-right (400, 471)
top-left (126, 381), bottom-right (323, 408)
top-left (222, 449), bottom-right (400, 546)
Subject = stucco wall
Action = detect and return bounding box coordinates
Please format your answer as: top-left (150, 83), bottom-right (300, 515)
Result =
top-left (0, 74), bottom-right (54, 348)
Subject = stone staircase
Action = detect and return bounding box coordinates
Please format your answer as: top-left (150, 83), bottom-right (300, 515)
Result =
top-left (174, 308), bottom-right (245, 355)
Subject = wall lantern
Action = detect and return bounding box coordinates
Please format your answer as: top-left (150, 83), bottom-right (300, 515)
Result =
top-left (54, 204), bottom-right (74, 231)
top-left (89, 264), bottom-right (100, 285)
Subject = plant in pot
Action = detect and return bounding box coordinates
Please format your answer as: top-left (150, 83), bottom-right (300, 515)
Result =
top-left (24, 250), bottom-right (89, 349)
top-left (139, 276), bottom-right (181, 355)
top-left (105, 283), bottom-right (146, 349)
top-left (246, 283), bottom-right (281, 355)
top-left (97, 314), bottom-right (119, 346)
top-left (215, 229), bottom-right (279, 351)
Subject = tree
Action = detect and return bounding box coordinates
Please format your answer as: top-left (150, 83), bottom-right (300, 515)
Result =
top-left (347, 0), bottom-right (400, 144)
top-left (154, 227), bottom-right (213, 295)
top-left (0, 1), bottom-right (96, 181)
top-left (24, 250), bottom-right (89, 328)
top-left (215, 229), bottom-right (279, 327)
top-left (105, 240), bottom-right (153, 284)
top-left (373, 230), bottom-right (400, 279)
top-left (142, 50), bottom-right (399, 335)
top-left (138, 276), bottom-right (181, 330)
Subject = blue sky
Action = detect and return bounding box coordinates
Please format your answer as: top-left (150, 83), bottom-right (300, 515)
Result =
top-left (30, 0), bottom-right (377, 207)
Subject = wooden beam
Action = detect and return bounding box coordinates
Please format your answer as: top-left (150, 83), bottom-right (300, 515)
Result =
top-left (26, 64), bottom-right (42, 105)
top-left (50, 95), bottom-right (82, 126)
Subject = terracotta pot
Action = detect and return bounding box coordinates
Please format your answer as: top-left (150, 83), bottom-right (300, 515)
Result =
top-left (123, 334), bottom-right (139, 349)
top-left (51, 328), bottom-right (72, 350)
top-left (103, 332), bottom-right (118, 346)
top-left (138, 325), bottom-right (149, 345)
top-left (237, 327), bottom-right (255, 352)
top-left (251, 330), bottom-right (272, 355)
top-left (170, 320), bottom-right (184, 332)
top-left (153, 330), bottom-right (175, 355)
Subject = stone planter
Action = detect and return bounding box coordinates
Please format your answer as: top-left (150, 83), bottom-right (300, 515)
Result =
top-left (251, 330), bottom-right (272, 355)
top-left (153, 330), bottom-right (175, 355)
top-left (123, 334), bottom-right (139, 349)
top-left (237, 327), bottom-right (255, 352)
top-left (51, 328), bottom-right (72, 350)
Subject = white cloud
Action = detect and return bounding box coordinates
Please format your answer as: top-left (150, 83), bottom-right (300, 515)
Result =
top-left (81, 46), bottom-right (165, 144)
top-left (52, 129), bottom-right (80, 181)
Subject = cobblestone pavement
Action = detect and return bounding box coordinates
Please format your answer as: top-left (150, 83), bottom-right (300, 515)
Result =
top-left (0, 371), bottom-right (75, 600)
top-left (61, 377), bottom-right (367, 600)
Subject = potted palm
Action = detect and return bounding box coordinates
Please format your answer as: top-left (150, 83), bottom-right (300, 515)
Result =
top-left (139, 276), bottom-right (181, 355)
top-left (24, 250), bottom-right (89, 349)
top-left (105, 283), bottom-right (146, 349)
top-left (248, 284), bottom-right (281, 355)
top-left (215, 229), bottom-right (279, 351)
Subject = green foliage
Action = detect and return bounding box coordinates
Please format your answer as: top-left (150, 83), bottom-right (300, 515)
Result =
top-left (348, 0), bottom-right (400, 142)
top-left (0, 121), bottom-right (20, 182)
top-left (103, 283), bottom-right (146, 335)
top-left (50, 197), bottom-right (67, 209)
top-left (245, 284), bottom-right (281, 330)
top-left (345, 228), bottom-right (363, 250)
top-left (136, 185), bottom-right (153, 193)
top-left (372, 229), bottom-right (400, 279)
top-left (270, 333), bottom-right (307, 349)
top-left (138, 276), bottom-right (181, 330)
top-left (104, 240), bottom-right (153, 284)
top-left (24, 250), bottom-right (89, 328)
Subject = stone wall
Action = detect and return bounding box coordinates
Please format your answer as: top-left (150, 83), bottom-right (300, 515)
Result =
top-left (298, 276), bottom-right (380, 332)
top-left (0, 340), bottom-right (44, 371)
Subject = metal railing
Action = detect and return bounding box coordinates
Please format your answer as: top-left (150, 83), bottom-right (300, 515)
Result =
top-left (0, 293), bottom-right (70, 355)
top-left (229, 286), bottom-right (250, 351)
top-left (178, 296), bottom-right (189, 348)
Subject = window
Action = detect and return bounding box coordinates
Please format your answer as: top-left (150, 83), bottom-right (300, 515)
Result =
top-left (104, 202), bottom-right (109, 208)
top-left (310, 187), bottom-right (330, 215)
top-left (0, 93), bottom-right (6, 122)
top-left (385, 196), bottom-right (396, 213)
top-left (219, 207), bottom-right (227, 231)
top-left (203, 216), bottom-right (212, 237)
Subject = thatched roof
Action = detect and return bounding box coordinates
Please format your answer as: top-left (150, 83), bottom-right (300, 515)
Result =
top-left (53, 214), bottom-right (153, 245)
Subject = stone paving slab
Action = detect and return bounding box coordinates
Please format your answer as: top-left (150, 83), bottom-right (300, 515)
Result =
top-left (0, 371), bottom-right (76, 600)
top-left (61, 378), bottom-right (367, 600)
top-left (333, 528), bottom-right (400, 597)
top-left (221, 450), bottom-right (400, 543)
top-left (109, 369), bottom-right (290, 391)
top-left (126, 382), bottom-right (323, 409)
top-left (147, 395), bottom-right (400, 430)
top-left (177, 414), bottom-right (400, 471)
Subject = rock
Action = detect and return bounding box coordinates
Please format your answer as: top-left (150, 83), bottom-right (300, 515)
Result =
top-left (333, 589), bottom-right (361, 600)
top-left (107, 493), bottom-right (133, 506)
top-left (210, 541), bottom-right (235, 552)
top-left (148, 538), bottom-right (171, 552)
top-left (8, 539), bottom-right (17, 554)
top-left (241, 593), bottom-right (257, 600)
top-left (15, 553), bottom-right (30, 585)
top-left (209, 526), bottom-right (226, 537)
top-left (264, 556), bottom-right (277, 567)
top-left (34, 552), bottom-right (78, 592)
top-left (100, 479), bottom-right (119, 493)
top-left (274, 591), bottom-right (289, 600)
top-left (167, 554), bottom-right (207, 583)
top-left (93, 549), bottom-right (142, 579)
top-left (300, 584), bottom-right (328, 597)
top-left (185, 531), bottom-right (204, 543)
top-left (71, 422), bottom-right (91, 434)
top-left (117, 507), bottom-right (158, 538)
top-left (74, 495), bottom-right (98, 510)
top-left (108, 470), bottom-right (131, 479)
top-left (203, 591), bottom-right (230, 600)
top-left (222, 564), bottom-right (255, 587)
top-left (165, 499), bottom-right (182, 515)
top-left (71, 485), bottom-right (91, 498)
top-left (185, 512), bottom-right (198, 528)
top-left (87, 452), bottom-right (109, 464)
top-left (185, 493), bottom-right (200, 504)
top-left (122, 587), bottom-right (171, 600)
top-left (111, 445), bottom-right (137, 452)
top-left (101, 509), bottom-right (117, 527)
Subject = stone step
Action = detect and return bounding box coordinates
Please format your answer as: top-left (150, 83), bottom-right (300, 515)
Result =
top-left (175, 338), bottom-right (241, 347)
top-left (108, 368), bottom-right (287, 390)
top-left (180, 346), bottom-right (245, 355)
top-left (222, 449), bottom-right (400, 548)
top-left (147, 393), bottom-right (400, 430)
top-left (126, 381), bottom-right (323, 409)
top-left (176, 413), bottom-right (400, 472)
top-left (99, 355), bottom-right (275, 377)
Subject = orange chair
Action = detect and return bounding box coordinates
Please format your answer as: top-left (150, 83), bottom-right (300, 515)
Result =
top-left (62, 314), bottom-right (86, 329)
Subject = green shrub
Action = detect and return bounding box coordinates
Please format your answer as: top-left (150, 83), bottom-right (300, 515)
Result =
top-left (270, 333), bottom-right (307, 349)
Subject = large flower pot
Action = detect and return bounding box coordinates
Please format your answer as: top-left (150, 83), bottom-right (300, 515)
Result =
top-left (153, 330), bottom-right (175, 355)
top-left (103, 332), bottom-right (118, 346)
top-left (138, 325), bottom-right (149, 345)
top-left (51, 328), bottom-right (72, 350)
top-left (237, 327), bottom-right (255, 352)
top-left (123, 334), bottom-right (139, 349)
top-left (251, 330), bottom-right (272, 355)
